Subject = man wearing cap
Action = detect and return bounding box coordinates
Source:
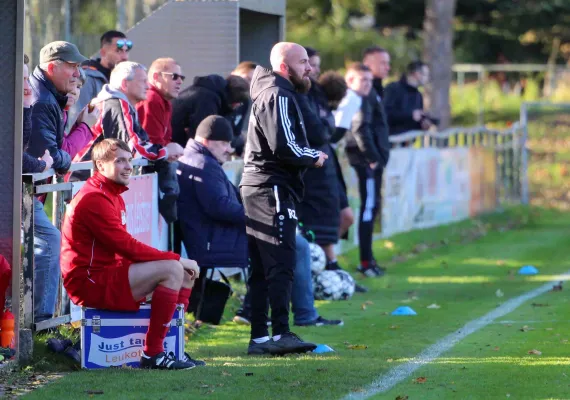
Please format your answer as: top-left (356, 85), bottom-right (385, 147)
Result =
top-left (176, 116), bottom-right (247, 274)
top-left (27, 40), bottom-right (86, 323)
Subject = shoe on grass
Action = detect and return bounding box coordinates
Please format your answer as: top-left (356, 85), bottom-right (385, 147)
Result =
top-left (140, 351), bottom-right (195, 370)
top-left (295, 316), bottom-right (344, 327)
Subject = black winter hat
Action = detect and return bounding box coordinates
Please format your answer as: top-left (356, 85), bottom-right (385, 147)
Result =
top-left (195, 115), bottom-right (234, 142)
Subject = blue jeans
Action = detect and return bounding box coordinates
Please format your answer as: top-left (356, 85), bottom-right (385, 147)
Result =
top-left (33, 198), bottom-right (61, 322)
top-left (291, 235), bottom-right (319, 324)
top-left (239, 235), bottom-right (319, 324)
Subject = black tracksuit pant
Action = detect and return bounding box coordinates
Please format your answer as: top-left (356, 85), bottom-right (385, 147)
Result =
top-left (241, 185), bottom-right (297, 339)
top-left (353, 165), bottom-right (384, 263)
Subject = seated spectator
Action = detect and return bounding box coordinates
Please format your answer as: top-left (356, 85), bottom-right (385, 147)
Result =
top-left (67, 30), bottom-right (131, 128)
top-left (136, 57), bottom-right (185, 222)
top-left (27, 41), bottom-right (85, 323)
top-left (71, 61), bottom-right (184, 223)
top-left (171, 74), bottom-right (249, 147)
top-left (176, 115), bottom-right (247, 270)
top-left (60, 138), bottom-right (202, 370)
top-left (384, 60), bottom-right (435, 136)
top-left (235, 233), bottom-right (343, 327)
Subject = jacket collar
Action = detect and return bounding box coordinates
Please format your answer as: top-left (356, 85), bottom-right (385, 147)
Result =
top-left (32, 66), bottom-right (69, 110)
top-left (149, 85), bottom-right (171, 108)
top-left (184, 139), bottom-right (220, 164)
top-left (90, 172), bottom-right (129, 195)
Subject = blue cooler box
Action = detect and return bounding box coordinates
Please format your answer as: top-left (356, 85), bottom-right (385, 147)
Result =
top-left (81, 304), bottom-right (185, 369)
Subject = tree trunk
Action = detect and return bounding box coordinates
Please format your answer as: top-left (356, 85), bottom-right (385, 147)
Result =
top-left (423, 0), bottom-right (456, 130)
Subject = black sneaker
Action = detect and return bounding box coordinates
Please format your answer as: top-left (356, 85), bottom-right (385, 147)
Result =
top-left (370, 260), bottom-right (386, 277)
top-left (247, 339), bottom-right (277, 355)
top-left (46, 338), bottom-right (73, 353)
top-left (357, 264), bottom-right (378, 278)
top-left (295, 316), bottom-right (344, 327)
top-left (180, 352), bottom-right (206, 367)
top-left (325, 261), bottom-right (342, 271)
top-left (270, 332), bottom-right (317, 355)
top-left (63, 341), bottom-right (81, 363)
top-left (355, 283), bottom-right (369, 293)
top-left (140, 351), bottom-right (195, 370)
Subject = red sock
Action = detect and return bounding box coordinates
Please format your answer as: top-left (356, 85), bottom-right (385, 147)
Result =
top-left (177, 287), bottom-right (192, 311)
top-left (144, 285), bottom-right (179, 356)
top-left (361, 260), bottom-right (369, 268)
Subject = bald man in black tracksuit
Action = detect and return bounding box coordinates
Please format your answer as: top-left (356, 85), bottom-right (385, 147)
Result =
top-left (240, 44), bottom-right (327, 356)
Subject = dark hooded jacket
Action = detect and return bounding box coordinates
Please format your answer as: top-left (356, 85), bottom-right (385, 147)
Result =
top-left (239, 66), bottom-right (320, 202)
top-left (170, 75), bottom-right (234, 147)
top-left (384, 75), bottom-right (424, 135)
top-left (177, 139), bottom-right (247, 268)
top-left (295, 81), bottom-right (340, 244)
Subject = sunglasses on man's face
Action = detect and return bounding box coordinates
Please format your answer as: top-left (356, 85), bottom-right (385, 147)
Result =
top-left (116, 39), bottom-right (133, 51)
top-left (161, 72), bottom-right (186, 82)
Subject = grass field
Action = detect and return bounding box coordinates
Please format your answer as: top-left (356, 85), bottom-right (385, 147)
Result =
top-left (5, 206), bottom-right (568, 400)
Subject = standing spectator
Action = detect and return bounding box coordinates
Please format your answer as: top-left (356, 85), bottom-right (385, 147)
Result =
top-left (384, 61), bottom-right (434, 136)
top-left (72, 62), bottom-right (184, 223)
top-left (170, 74), bottom-right (249, 147)
top-left (27, 41), bottom-right (86, 323)
top-left (22, 54), bottom-right (53, 174)
top-left (362, 46), bottom-right (391, 99)
top-left (334, 63), bottom-right (388, 278)
top-left (67, 30), bottom-right (131, 128)
top-left (229, 61), bottom-right (258, 156)
top-left (240, 42), bottom-right (327, 356)
top-left (62, 70), bottom-right (101, 159)
top-left (136, 58), bottom-right (184, 222)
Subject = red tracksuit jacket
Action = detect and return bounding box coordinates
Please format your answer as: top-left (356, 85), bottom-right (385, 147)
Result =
top-left (60, 172), bottom-right (179, 304)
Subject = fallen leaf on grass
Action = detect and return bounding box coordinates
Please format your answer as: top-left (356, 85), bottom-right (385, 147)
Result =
top-left (493, 346), bottom-right (500, 351)
top-left (85, 391), bottom-right (104, 395)
top-left (384, 240), bottom-right (395, 249)
top-left (561, 339), bottom-right (568, 343)
top-left (520, 325), bottom-right (534, 332)
top-left (347, 344), bottom-right (368, 350)
top-left (496, 260), bottom-right (506, 266)
top-left (222, 371), bottom-right (231, 377)
top-left (361, 304), bottom-right (367, 310)
top-left (531, 303), bottom-right (550, 307)
top-left (546, 328), bottom-right (554, 331)
top-left (290, 381), bottom-right (301, 387)
top-left (427, 303), bottom-right (441, 309)
top-left (390, 325), bottom-right (399, 330)
top-left (395, 396), bottom-right (409, 400)
top-left (387, 358), bottom-right (394, 362)
top-left (528, 349), bottom-right (542, 355)
top-left (364, 300), bottom-right (374, 305)
top-left (414, 377), bottom-right (427, 384)
top-left (496, 289), bottom-right (504, 298)
top-left (504, 323), bottom-right (512, 327)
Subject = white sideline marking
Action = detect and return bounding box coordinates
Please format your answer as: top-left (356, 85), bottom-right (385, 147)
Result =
top-left (342, 270), bottom-right (570, 400)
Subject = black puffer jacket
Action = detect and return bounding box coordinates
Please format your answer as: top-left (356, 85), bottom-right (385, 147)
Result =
top-left (384, 75), bottom-right (424, 135)
top-left (171, 75), bottom-right (233, 146)
top-left (295, 81), bottom-right (340, 245)
top-left (27, 67), bottom-right (71, 173)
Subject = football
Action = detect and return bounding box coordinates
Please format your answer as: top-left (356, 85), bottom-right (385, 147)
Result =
top-left (335, 270), bottom-right (356, 300)
top-left (308, 243), bottom-right (326, 275)
top-left (313, 270), bottom-right (343, 300)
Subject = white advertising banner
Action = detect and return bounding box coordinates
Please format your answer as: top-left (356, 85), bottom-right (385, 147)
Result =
top-left (382, 148), bottom-right (471, 236)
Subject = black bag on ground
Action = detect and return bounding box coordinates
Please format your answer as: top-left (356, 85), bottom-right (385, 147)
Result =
top-left (188, 271), bottom-right (232, 325)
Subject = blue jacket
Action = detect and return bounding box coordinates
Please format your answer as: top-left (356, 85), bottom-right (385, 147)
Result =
top-left (177, 139), bottom-right (247, 268)
top-left (27, 67), bottom-right (71, 173)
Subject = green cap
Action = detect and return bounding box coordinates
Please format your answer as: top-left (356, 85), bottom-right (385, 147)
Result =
top-left (39, 41), bottom-right (87, 64)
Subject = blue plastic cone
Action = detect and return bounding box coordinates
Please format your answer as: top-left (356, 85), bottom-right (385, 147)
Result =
top-left (391, 306), bottom-right (417, 316)
top-left (518, 265), bottom-right (538, 275)
top-left (313, 344), bottom-right (335, 354)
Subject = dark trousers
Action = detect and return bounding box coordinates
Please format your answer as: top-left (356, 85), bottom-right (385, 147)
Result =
top-left (143, 159), bottom-right (180, 223)
top-left (241, 185), bottom-right (297, 339)
top-left (353, 165), bottom-right (383, 263)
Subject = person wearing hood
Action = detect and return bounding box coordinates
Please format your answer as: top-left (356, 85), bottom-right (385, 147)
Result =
top-left (240, 42), bottom-right (328, 356)
top-left (27, 41), bottom-right (87, 323)
top-left (384, 61), bottom-right (434, 137)
top-left (170, 74), bottom-right (249, 147)
top-left (67, 30), bottom-right (131, 129)
top-left (71, 61), bottom-right (184, 222)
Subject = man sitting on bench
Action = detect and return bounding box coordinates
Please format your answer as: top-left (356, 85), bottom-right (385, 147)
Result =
top-left (60, 138), bottom-right (202, 370)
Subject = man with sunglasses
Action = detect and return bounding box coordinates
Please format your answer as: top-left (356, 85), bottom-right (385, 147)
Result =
top-left (137, 58), bottom-right (185, 223)
top-left (68, 30), bottom-right (132, 129)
